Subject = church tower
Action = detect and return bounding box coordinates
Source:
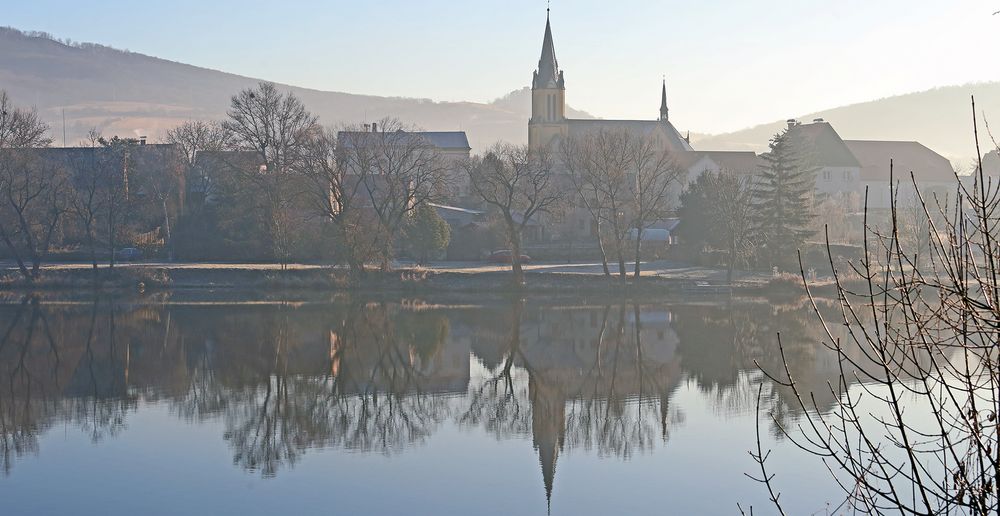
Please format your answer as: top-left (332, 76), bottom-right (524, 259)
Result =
top-left (529, 10), bottom-right (567, 151)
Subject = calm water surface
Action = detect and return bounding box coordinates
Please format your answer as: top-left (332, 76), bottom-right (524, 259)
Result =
top-left (0, 293), bottom-right (855, 515)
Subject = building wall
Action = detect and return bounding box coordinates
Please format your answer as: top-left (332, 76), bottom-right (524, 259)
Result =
top-left (814, 166), bottom-right (861, 195)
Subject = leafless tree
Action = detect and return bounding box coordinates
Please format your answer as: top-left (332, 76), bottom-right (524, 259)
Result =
top-left (299, 127), bottom-right (369, 272)
top-left (67, 130), bottom-right (105, 271)
top-left (223, 82), bottom-right (319, 268)
top-left (164, 120), bottom-right (231, 212)
top-left (339, 119), bottom-right (447, 271)
top-left (561, 136), bottom-right (613, 276)
top-left (627, 134), bottom-right (682, 278)
top-left (465, 143), bottom-right (562, 285)
top-left (0, 91), bottom-right (64, 281)
top-left (711, 170), bottom-right (759, 283)
top-left (748, 100), bottom-right (1000, 514)
top-left (561, 128), bottom-right (649, 282)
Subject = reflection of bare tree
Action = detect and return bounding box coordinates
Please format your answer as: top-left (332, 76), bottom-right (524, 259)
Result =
top-left (459, 299), bottom-right (532, 438)
top-left (0, 297), bottom-right (144, 473)
top-left (563, 304), bottom-right (680, 459)
top-left (165, 301), bottom-right (453, 477)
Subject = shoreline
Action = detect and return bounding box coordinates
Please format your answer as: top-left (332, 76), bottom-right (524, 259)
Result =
top-left (0, 264), bottom-right (843, 300)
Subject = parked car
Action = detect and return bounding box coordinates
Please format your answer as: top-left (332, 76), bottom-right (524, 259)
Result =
top-left (486, 249), bottom-right (531, 264)
top-left (115, 247), bottom-right (144, 262)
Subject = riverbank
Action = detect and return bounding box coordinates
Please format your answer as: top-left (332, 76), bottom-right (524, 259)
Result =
top-left (0, 262), bottom-right (853, 300)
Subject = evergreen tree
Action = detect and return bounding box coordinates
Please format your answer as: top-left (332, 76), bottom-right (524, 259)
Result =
top-left (403, 204), bottom-right (451, 264)
top-left (753, 129), bottom-right (817, 267)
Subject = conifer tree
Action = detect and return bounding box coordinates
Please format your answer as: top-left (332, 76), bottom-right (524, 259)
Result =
top-left (753, 129), bottom-right (817, 267)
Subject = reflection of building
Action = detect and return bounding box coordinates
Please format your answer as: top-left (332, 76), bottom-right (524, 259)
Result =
top-left (515, 305), bottom-right (683, 509)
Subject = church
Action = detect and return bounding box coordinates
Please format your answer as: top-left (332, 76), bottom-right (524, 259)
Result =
top-left (528, 11), bottom-right (694, 156)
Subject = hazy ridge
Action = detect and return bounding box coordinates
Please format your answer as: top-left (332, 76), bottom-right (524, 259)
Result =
top-left (691, 83), bottom-right (1000, 166)
top-left (1, 26), bottom-right (997, 162)
top-left (0, 27), bottom-right (592, 151)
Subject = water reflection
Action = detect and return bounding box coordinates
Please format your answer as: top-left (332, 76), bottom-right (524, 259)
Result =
top-left (0, 294), bottom-right (855, 510)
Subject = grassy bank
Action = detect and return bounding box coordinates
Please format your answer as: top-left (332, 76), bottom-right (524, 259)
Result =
top-left (0, 264), bottom-right (834, 299)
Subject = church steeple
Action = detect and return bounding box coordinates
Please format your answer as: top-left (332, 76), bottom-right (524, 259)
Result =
top-left (659, 78), bottom-right (669, 122)
top-left (529, 8), bottom-right (568, 150)
top-left (533, 10), bottom-right (564, 90)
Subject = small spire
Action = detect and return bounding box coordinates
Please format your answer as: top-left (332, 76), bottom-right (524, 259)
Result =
top-left (659, 77), bottom-right (669, 122)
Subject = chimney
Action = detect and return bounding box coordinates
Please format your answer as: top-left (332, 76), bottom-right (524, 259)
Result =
top-left (786, 119), bottom-right (797, 130)
top-left (372, 122), bottom-right (378, 133)
top-left (813, 118), bottom-right (824, 123)
top-left (363, 123), bottom-right (371, 132)
top-left (139, 136), bottom-right (147, 145)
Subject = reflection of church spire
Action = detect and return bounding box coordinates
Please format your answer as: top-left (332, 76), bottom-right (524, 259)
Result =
top-left (530, 375), bottom-right (565, 514)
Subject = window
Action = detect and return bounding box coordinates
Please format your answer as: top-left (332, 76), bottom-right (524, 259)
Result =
top-left (822, 170), bottom-right (832, 181)
top-left (843, 170), bottom-right (851, 181)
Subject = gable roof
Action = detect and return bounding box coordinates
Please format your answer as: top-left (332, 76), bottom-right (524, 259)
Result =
top-left (787, 122), bottom-right (860, 168)
top-left (845, 140), bottom-right (956, 183)
top-left (565, 119), bottom-right (693, 153)
top-left (337, 130), bottom-right (470, 151)
top-left (983, 150), bottom-right (1000, 176)
top-left (677, 150), bottom-right (759, 173)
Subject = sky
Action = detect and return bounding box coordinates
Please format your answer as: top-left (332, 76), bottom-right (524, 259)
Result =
top-left (3, 0), bottom-right (998, 134)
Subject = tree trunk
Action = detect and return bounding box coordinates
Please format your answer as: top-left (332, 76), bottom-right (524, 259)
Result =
top-left (509, 221), bottom-right (524, 287)
top-left (632, 227), bottom-right (643, 279)
top-left (594, 219), bottom-right (611, 277)
top-left (108, 206), bottom-right (116, 269)
top-left (0, 226), bottom-right (31, 281)
top-left (161, 197), bottom-right (173, 261)
top-left (86, 220), bottom-right (98, 272)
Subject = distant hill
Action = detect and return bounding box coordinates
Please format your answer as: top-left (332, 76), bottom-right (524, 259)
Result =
top-left (691, 83), bottom-right (1000, 167)
top-left (0, 27), bottom-right (593, 151)
top-left (2, 26), bottom-right (997, 163)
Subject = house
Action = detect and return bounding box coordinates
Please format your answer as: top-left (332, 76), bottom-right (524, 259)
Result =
top-left (785, 119), bottom-right (862, 196)
top-left (336, 126), bottom-right (472, 203)
top-left (845, 140), bottom-right (957, 210)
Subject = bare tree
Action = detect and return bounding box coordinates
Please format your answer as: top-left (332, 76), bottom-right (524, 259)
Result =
top-left (627, 134), bottom-right (682, 278)
top-left (299, 127), bottom-right (369, 272)
top-left (561, 135), bottom-right (613, 276)
top-left (748, 100), bottom-right (1000, 514)
top-left (223, 82), bottom-right (319, 268)
top-left (339, 119), bottom-right (447, 271)
top-left (95, 136), bottom-right (142, 269)
top-left (561, 128), bottom-right (642, 282)
top-left (164, 120), bottom-right (232, 212)
top-left (465, 143), bottom-right (562, 285)
top-left (0, 91), bottom-right (63, 281)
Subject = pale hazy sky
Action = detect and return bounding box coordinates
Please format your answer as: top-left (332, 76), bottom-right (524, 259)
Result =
top-left (4, 0), bottom-right (998, 133)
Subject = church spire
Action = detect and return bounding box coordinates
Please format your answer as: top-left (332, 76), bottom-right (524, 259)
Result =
top-left (533, 8), bottom-right (564, 90)
top-left (659, 78), bottom-right (669, 122)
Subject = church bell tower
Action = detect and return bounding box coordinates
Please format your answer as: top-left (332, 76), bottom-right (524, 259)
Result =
top-left (529, 10), bottom-right (567, 151)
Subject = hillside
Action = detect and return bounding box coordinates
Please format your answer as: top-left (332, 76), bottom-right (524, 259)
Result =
top-left (0, 27), bottom-right (592, 151)
top-left (2, 26), bottom-right (997, 163)
top-left (691, 83), bottom-right (1000, 166)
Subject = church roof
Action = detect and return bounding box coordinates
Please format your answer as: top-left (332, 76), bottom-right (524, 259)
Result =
top-left (533, 13), bottom-right (564, 89)
top-left (565, 119), bottom-right (694, 153)
top-left (845, 140), bottom-right (956, 183)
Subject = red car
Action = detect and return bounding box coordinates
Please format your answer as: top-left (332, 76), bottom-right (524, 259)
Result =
top-left (486, 249), bottom-right (531, 264)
